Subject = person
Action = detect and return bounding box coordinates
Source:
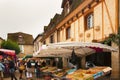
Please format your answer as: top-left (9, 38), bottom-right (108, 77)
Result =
top-left (36, 66), bottom-right (41, 80)
top-left (18, 60), bottom-right (25, 80)
top-left (41, 61), bottom-right (46, 67)
top-left (26, 59), bottom-right (32, 80)
top-left (8, 57), bottom-right (17, 80)
top-left (35, 60), bottom-right (41, 79)
top-left (0, 59), bottom-right (5, 80)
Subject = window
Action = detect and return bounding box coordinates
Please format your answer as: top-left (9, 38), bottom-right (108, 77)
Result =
top-left (57, 30), bottom-right (60, 42)
top-left (85, 13), bottom-right (94, 30)
top-left (43, 41), bottom-right (46, 44)
top-left (37, 42), bottom-right (39, 51)
top-left (50, 35), bottom-right (54, 43)
top-left (18, 35), bottom-right (25, 44)
top-left (66, 27), bottom-right (71, 39)
top-left (19, 45), bottom-right (24, 53)
top-left (64, 2), bottom-right (70, 15)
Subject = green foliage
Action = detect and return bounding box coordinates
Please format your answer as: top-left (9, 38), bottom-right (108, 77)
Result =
top-left (103, 27), bottom-right (120, 45)
top-left (1, 40), bottom-right (20, 54)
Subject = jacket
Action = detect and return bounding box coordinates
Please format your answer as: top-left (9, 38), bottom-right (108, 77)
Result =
top-left (0, 62), bottom-right (5, 71)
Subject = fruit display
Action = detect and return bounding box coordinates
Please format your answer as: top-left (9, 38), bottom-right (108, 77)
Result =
top-left (54, 71), bottom-right (66, 77)
top-left (66, 66), bottom-right (112, 80)
top-left (42, 67), bottom-right (57, 72)
top-left (41, 66), bottom-right (48, 71)
top-left (66, 72), bottom-right (93, 80)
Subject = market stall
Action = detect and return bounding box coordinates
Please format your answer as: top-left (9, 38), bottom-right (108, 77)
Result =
top-left (22, 54), bottom-right (33, 60)
top-left (0, 49), bottom-right (16, 78)
top-left (66, 66), bottom-right (112, 80)
top-left (33, 42), bottom-right (117, 79)
top-left (0, 49), bottom-right (16, 56)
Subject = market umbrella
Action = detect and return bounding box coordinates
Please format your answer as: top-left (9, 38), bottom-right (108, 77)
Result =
top-left (48, 42), bottom-right (117, 57)
top-left (33, 46), bottom-right (73, 58)
top-left (0, 49), bottom-right (16, 56)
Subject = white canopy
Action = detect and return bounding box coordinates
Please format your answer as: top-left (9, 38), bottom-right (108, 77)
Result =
top-left (33, 42), bottom-right (117, 58)
top-left (48, 42), bottom-right (117, 52)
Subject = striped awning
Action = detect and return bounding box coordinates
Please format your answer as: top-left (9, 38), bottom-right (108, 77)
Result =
top-left (0, 49), bottom-right (15, 56)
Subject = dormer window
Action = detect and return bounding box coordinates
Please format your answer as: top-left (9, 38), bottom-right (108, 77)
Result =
top-left (18, 35), bottom-right (23, 42)
top-left (65, 3), bottom-right (70, 14)
top-left (61, 0), bottom-right (72, 16)
top-left (18, 35), bottom-right (25, 44)
top-left (64, 1), bottom-right (70, 15)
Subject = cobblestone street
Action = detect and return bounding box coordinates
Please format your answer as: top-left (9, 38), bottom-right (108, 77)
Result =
top-left (3, 70), bottom-right (38, 80)
top-left (4, 70), bottom-right (25, 80)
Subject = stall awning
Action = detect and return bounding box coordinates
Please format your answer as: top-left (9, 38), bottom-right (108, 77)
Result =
top-left (22, 54), bottom-right (33, 60)
top-left (48, 42), bottom-right (117, 52)
top-left (34, 42), bottom-right (117, 58)
top-left (0, 49), bottom-right (15, 56)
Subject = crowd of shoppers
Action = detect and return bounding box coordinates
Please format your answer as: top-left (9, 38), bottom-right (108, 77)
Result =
top-left (0, 56), bottom-right (48, 80)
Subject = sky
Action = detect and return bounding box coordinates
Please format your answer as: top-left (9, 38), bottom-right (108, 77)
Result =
top-left (0, 0), bottom-right (62, 39)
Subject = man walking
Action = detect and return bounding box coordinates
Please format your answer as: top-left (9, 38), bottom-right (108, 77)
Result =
top-left (8, 57), bottom-right (17, 80)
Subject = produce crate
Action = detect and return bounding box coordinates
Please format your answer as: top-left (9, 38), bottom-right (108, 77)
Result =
top-left (93, 71), bottom-right (104, 79)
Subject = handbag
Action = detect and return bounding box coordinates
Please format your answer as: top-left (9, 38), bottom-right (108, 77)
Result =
top-left (19, 65), bottom-right (25, 70)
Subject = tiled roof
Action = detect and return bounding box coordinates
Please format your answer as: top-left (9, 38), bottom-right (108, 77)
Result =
top-left (7, 32), bottom-right (34, 45)
top-left (44, 0), bottom-right (83, 32)
top-left (33, 33), bottom-right (43, 43)
top-left (44, 13), bottom-right (61, 32)
top-left (41, 0), bottom-right (84, 41)
top-left (0, 37), bottom-right (4, 41)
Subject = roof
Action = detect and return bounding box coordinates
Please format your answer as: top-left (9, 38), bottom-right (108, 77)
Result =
top-left (44, 0), bottom-right (84, 32)
top-left (33, 33), bottom-right (43, 43)
top-left (44, 13), bottom-right (61, 32)
top-left (61, 0), bottom-right (73, 8)
top-left (7, 32), bottom-right (34, 45)
top-left (0, 37), bottom-right (4, 41)
top-left (41, 0), bottom-right (84, 41)
top-left (61, 0), bottom-right (68, 8)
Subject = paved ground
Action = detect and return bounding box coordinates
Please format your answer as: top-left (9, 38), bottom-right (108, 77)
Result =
top-left (3, 70), bottom-right (40, 80)
top-left (3, 70), bottom-right (120, 80)
top-left (4, 70), bottom-right (25, 80)
top-left (3, 70), bottom-right (52, 80)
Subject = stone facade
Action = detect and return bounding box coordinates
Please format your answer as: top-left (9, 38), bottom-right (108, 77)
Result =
top-left (33, 34), bottom-right (43, 56)
top-left (0, 37), bottom-right (4, 48)
top-left (37, 0), bottom-right (119, 79)
top-left (7, 32), bottom-right (34, 57)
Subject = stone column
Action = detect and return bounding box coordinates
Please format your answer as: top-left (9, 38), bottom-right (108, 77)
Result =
top-left (111, 42), bottom-right (120, 79)
top-left (62, 57), bottom-right (68, 68)
top-left (81, 57), bottom-right (86, 69)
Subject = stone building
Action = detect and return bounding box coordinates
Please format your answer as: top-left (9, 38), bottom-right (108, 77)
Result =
top-left (7, 32), bottom-right (34, 57)
top-left (0, 37), bottom-right (4, 48)
top-left (35, 0), bottom-right (119, 79)
top-left (33, 33), bottom-right (43, 56)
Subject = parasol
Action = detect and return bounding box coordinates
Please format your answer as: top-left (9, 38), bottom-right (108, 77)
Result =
top-left (33, 46), bottom-right (73, 58)
top-left (0, 49), bottom-right (16, 56)
top-left (48, 42), bottom-right (117, 57)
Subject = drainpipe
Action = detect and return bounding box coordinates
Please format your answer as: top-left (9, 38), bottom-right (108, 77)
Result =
top-left (118, 0), bottom-right (120, 79)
